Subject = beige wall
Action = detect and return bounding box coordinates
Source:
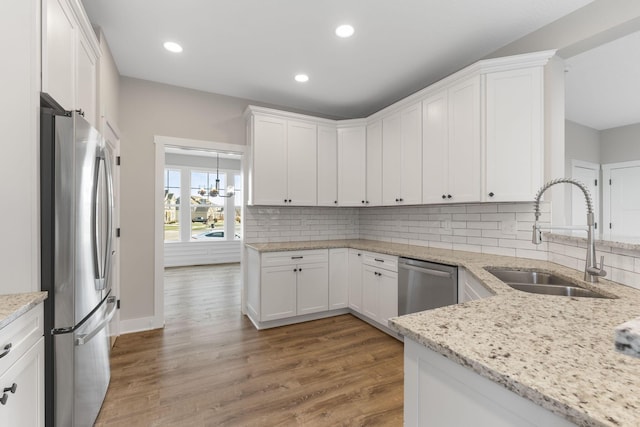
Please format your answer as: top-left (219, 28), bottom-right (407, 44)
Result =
top-left (601, 122), bottom-right (640, 164)
top-left (118, 77), bottom-right (257, 323)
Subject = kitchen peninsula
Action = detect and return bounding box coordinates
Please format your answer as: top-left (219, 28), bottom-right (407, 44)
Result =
top-left (246, 239), bottom-right (640, 427)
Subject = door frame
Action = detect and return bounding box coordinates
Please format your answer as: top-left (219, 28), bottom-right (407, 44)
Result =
top-left (602, 160), bottom-right (640, 241)
top-left (153, 136), bottom-right (246, 329)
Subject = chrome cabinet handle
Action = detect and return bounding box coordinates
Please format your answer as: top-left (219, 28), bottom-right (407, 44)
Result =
top-left (0, 343), bottom-right (11, 359)
top-left (291, 256), bottom-right (303, 259)
top-left (374, 258), bottom-right (384, 263)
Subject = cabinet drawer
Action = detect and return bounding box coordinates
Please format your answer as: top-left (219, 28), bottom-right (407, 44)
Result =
top-left (362, 252), bottom-right (398, 272)
top-left (0, 304), bottom-right (44, 375)
top-left (262, 249), bottom-right (329, 267)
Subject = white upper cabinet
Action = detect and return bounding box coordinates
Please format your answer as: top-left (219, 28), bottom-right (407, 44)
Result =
top-left (43, 0), bottom-right (76, 111)
top-left (287, 120), bottom-right (317, 205)
top-left (338, 124), bottom-right (367, 206)
top-left (42, 0), bottom-right (99, 124)
top-left (484, 67), bottom-right (543, 202)
top-left (251, 114), bottom-right (288, 205)
top-left (75, 29), bottom-right (98, 126)
top-left (366, 120), bottom-right (383, 206)
top-left (423, 76), bottom-right (481, 204)
top-left (245, 51), bottom-right (553, 209)
top-left (317, 125), bottom-right (338, 206)
top-left (382, 102), bottom-right (422, 205)
top-left (249, 111), bottom-right (318, 206)
top-left (422, 90), bottom-right (449, 204)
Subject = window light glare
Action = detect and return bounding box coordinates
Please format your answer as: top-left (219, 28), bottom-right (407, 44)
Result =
top-left (163, 41), bottom-right (183, 53)
top-left (335, 24), bottom-right (355, 38)
top-left (295, 74), bottom-right (309, 83)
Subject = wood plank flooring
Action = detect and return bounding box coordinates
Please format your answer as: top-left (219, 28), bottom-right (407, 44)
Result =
top-left (95, 264), bottom-right (404, 426)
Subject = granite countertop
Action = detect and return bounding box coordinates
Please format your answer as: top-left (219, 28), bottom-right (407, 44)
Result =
top-left (246, 239), bottom-right (640, 427)
top-left (0, 292), bottom-right (47, 330)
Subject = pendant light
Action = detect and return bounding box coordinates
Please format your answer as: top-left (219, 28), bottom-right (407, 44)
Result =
top-left (209, 153), bottom-right (234, 198)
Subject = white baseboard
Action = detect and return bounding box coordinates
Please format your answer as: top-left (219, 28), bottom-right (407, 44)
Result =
top-left (119, 316), bottom-right (164, 334)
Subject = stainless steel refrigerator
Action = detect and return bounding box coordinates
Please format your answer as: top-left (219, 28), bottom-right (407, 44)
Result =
top-left (40, 93), bottom-right (117, 426)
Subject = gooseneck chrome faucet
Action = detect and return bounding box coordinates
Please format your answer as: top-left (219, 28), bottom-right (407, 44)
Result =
top-left (532, 178), bottom-right (606, 283)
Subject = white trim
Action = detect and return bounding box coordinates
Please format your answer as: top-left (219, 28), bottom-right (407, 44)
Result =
top-left (155, 135), bottom-right (246, 154)
top-left (602, 160), bottom-right (640, 241)
top-left (154, 136), bottom-right (246, 331)
top-left (119, 316), bottom-right (158, 335)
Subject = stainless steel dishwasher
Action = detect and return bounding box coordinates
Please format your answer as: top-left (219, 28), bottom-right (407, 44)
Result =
top-left (398, 257), bottom-right (458, 315)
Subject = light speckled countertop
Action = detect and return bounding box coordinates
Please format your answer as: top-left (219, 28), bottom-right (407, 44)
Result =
top-left (0, 292), bottom-right (47, 330)
top-left (246, 239), bottom-right (640, 427)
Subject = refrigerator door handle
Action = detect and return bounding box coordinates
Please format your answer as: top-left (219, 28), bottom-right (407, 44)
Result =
top-left (75, 296), bottom-right (117, 346)
top-left (92, 148), bottom-right (114, 291)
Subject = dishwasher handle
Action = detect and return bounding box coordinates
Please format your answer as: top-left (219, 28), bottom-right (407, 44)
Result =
top-left (399, 262), bottom-right (452, 278)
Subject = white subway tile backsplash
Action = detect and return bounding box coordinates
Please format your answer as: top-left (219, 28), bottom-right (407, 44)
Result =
top-left (467, 221), bottom-right (499, 230)
top-left (482, 246), bottom-right (516, 257)
top-left (245, 202), bottom-right (640, 291)
top-left (466, 204), bottom-right (499, 213)
top-left (480, 213), bottom-right (515, 221)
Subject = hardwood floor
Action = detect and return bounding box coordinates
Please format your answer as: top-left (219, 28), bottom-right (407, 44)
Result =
top-left (95, 264), bottom-right (404, 426)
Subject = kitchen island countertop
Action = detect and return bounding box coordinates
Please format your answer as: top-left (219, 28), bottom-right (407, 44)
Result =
top-left (247, 239), bottom-right (640, 427)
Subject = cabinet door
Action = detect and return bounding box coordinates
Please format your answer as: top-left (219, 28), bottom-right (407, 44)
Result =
top-left (329, 249), bottom-right (348, 309)
top-left (423, 90), bottom-right (449, 204)
top-left (252, 115), bottom-right (287, 205)
top-left (76, 29), bottom-right (97, 127)
top-left (337, 126), bottom-right (366, 206)
top-left (287, 120), bottom-right (317, 205)
top-left (378, 270), bottom-right (398, 325)
top-left (448, 76), bottom-right (481, 203)
top-left (0, 338), bottom-right (44, 427)
top-left (296, 263), bottom-right (329, 315)
top-left (361, 266), bottom-right (380, 322)
top-left (317, 125), bottom-right (338, 206)
top-left (382, 112), bottom-right (402, 205)
top-left (366, 120), bottom-right (383, 206)
top-left (261, 265), bottom-right (297, 321)
top-left (347, 250), bottom-right (363, 313)
top-left (43, 0), bottom-right (76, 110)
top-left (400, 102), bottom-right (423, 205)
top-left (485, 68), bottom-right (543, 202)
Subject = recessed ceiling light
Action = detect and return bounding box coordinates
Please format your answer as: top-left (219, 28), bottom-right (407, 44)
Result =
top-left (335, 24), bottom-right (355, 38)
top-left (163, 41), bottom-right (183, 53)
top-left (295, 74), bottom-right (309, 83)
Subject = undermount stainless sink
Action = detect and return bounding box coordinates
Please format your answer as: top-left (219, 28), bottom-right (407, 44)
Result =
top-left (485, 268), bottom-right (609, 299)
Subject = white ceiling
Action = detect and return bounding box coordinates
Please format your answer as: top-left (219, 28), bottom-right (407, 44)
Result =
top-left (564, 30), bottom-right (640, 131)
top-left (82, 0), bottom-right (593, 119)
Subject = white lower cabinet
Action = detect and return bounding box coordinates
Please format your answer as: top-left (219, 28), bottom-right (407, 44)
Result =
top-left (261, 265), bottom-right (298, 321)
top-left (0, 303), bottom-right (44, 427)
top-left (347, 249), bottom-right (364, 313)
top-left (247, 249), bottom-right (330, 326)
top-left (458, 267), bottom-right (493, 303)
top-left (404, 339), bottom-right (574, 427)
top-left (329, 249), bottom-right (348, 309)
top-left (360, 252), bottom-right (398, 328)
top-left (296, 263), bottom-right (329, 315)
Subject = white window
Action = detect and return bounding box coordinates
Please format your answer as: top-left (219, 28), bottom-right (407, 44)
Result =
top-left (164, 167), bottom-right (242, 242)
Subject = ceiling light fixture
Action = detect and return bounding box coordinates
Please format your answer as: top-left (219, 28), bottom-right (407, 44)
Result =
top-left (335, 24), bottom-right (355, 38)
top-left (163, 41), bottom-right (183, 53)
top-left (295, 74), bottom-right (309, 83)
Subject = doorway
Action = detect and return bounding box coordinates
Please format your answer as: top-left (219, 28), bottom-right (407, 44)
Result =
top-left (153, 136), bottom-right (246, 328)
